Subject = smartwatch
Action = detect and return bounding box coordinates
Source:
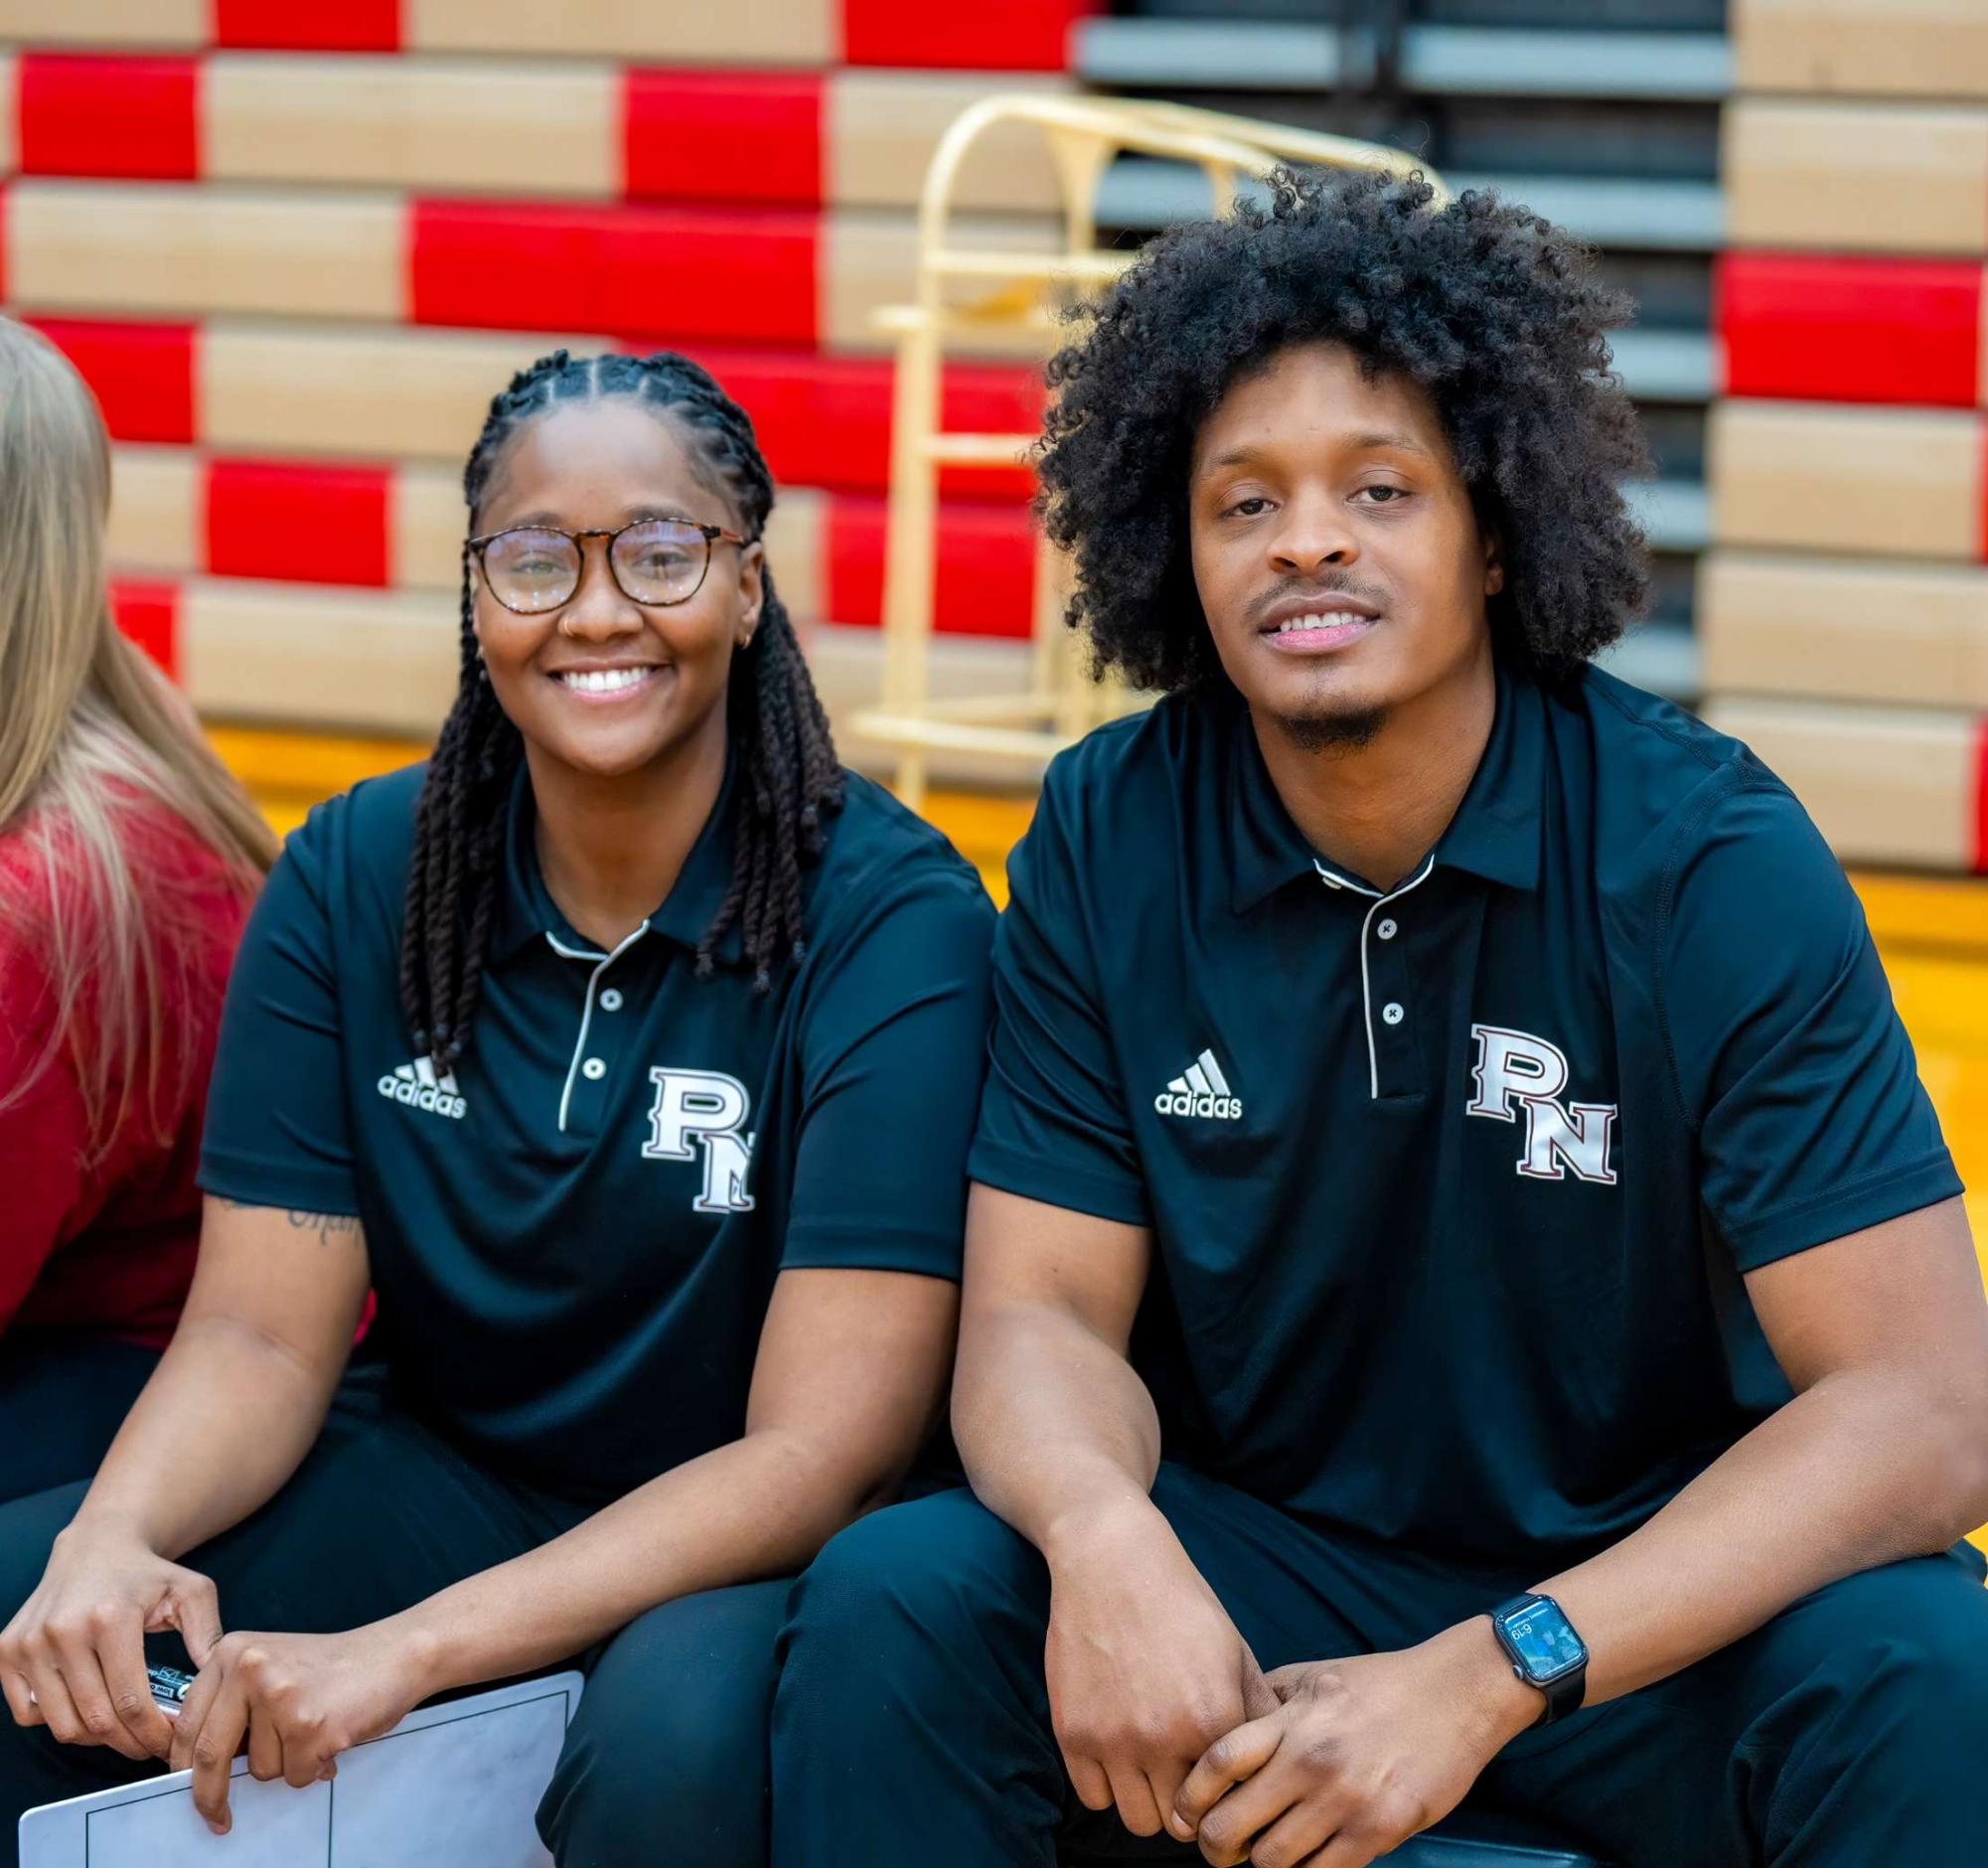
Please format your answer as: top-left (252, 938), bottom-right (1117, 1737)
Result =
top-left (1487, 1593), bottom-right (1588, 1727)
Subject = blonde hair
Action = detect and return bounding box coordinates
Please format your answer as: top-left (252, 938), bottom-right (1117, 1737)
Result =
top-left (0, 317), bottom-right (276, 1158)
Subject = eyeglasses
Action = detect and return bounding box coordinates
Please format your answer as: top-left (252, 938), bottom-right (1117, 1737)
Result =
top-left (468, 518), bottom-right (749, 615)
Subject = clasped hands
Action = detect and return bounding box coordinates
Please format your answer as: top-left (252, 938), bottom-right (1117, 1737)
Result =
top-left (1046, 1505), bottom-right (1539, 1868)
top-left (0, 1518), bottom-right (434, 1834)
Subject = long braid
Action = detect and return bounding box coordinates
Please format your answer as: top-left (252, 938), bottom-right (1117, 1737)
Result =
top-left (396, 349), bottom-right (842, 1068)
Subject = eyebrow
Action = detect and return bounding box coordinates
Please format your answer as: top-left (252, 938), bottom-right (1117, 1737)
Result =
top-left (1198, 430), bottom-right (1436, 474)
top-left (494, 504), bottom-right (698, 531)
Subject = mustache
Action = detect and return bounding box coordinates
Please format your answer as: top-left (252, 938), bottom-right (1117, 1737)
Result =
top-left (1243, 574), bottom-right (1387, 626)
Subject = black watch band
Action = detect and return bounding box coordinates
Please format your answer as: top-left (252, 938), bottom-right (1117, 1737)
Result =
top-left (1488, 1593), bottom-right (1588, 1728)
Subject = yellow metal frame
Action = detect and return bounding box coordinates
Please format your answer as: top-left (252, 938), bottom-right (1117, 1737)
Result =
top-left (850, 94), bottom-right (1447, 808)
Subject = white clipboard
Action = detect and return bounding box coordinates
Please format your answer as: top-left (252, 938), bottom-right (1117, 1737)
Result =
top-left (18, 1671), bottom-right (583, 1868)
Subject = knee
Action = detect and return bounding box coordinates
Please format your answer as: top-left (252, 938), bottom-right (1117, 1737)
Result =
top-left (779, 1492), bottom-right (1042, 1710)
top-left (539, 1678), bottom-right (764, 1868)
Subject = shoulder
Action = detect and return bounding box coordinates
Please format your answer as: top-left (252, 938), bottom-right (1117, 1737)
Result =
top-left (275, 761), bottom-right (427, 893)
top-left (1029, 689), bottom-right (1219, 865)
top-left (1569, 667), bottom-right (1811, 882)
top-left (1568, 669), bottom-right (1851, 952)
top-left (807, 770), bottom-right (994, 942)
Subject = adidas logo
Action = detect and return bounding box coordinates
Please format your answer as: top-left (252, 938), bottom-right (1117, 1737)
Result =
top-left (377, 1057), bottom-right (467, 1121)
top-left (1154, 1048), bottom-right (1243, 1122)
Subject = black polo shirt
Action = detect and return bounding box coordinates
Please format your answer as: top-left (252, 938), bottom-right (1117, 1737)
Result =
top-left (202, 762), bottom-right (994, 1504)
top-left (971, 663), bottom-right (1961, 1621)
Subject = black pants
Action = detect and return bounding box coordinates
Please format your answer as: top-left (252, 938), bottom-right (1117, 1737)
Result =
top-left (772, 1466), bottom-right (1988, 1867)
top-left (0, 1370), bottom-right (786, 1867)
top-left (0, 1333), bottom-right (159, 1505)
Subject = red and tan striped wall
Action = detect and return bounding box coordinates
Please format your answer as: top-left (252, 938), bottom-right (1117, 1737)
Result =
top-left (0, 4), bottom-right (1097, 763)
top-left (1706, 0), bottom-right (1988, 870)
top-left (0, 1), bottom-right (1093, 69)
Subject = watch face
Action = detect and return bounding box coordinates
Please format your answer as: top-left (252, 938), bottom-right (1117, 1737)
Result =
top-left (1501, 1599), bottom-right (1587, 1681)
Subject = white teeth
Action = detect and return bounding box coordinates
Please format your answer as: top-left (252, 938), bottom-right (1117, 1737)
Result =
top-left (559, 668), bottom-right (652, 694)
top-left (1274, 612), bottom-right (1367, 633)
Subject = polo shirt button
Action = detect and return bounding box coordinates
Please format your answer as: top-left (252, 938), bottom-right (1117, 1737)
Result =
top-left (1377, 918), bottom-right (1398, 940)
top-left (581, 1057), bottom-right (607, 1081)
top-left (1381, 1002), bottom-right (1405, 1026)
top-left (599, 989), bottom-right (624, 1012)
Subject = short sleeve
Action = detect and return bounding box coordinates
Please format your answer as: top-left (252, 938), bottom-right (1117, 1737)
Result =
top-left (198, 809), bottom-right (361, 1216)
top-left (779, 872), bottom-right (995, 1278)
top-left (968, 774), bottom-right (1150, 1227)
top-left (1662, 780), bottom-right (1961, 1273)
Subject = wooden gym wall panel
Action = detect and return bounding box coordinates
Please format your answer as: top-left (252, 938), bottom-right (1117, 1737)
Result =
top-left (1710, 402), bottom-right (1986, 560)
top-left (6, 184), bottom-right (401, 322)
top-left (1718, 253), bottom-right (1985, 408)
top-left (107, 446), bottom-right (202, 573)
top-left (0, 60), bottom-right (14, 180)
top-left (16, 54), bottom-right (200, 181)
top-left (761, 487), bottom-right (827, 623)
top-left (390, 467), bottom-right (468, 593)
top-left (28, 317), bottom-right (200, 443)
top-left (1701, 553), bottom-right (1988, 709)
top-left (840, 0), bottom-right (1091, 71)
top-left (205, 57), bottom-right (618, 198)
top-left (623, 71), bottom-right (822, 208)
top-left (1705, 698), bottom-right (1980, 870)
top-left (0, 0), bottom-right (205, 49)
top-left (409, 201), bottom-right (820, 347)
top-left (181, 581), bottom-right (462, 735)
top-left (212, 0), bottom-right (398, 51)
top-left (110, 579), bottom-right (181, 677)
top-left (826, 71), bottom-right (1068, 214)
top-left (404, 0), bottom-right (838, 67)
top-left (827, 495), bottom-right (1035, 637)
top-left (198, 324), bottom-right (616, 462)
top-left (1725, 101), bottom-right (1988, 257)
top-left (1734, 0), bottom-right (1988, 101)
top-left (50, 314), bottom-right (1039, 494)
top-left (207, 458), bottom-right (391, 587)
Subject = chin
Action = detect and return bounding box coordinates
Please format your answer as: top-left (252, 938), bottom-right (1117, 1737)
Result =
top-left (1271, 703), bottom-right (1389, 753)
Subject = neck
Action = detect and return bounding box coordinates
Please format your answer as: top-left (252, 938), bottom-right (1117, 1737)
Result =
top-left (1253, 640), bottom-right (1497, 893)
top-left (527, 711), bottom-right (729, 950)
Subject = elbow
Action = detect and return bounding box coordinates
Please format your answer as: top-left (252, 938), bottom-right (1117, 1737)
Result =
top-left (1906, 1391), bottom-right (1988, 1553)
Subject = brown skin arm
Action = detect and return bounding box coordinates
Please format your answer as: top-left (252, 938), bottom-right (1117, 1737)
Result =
top-left (0, 1195), bottom-right (370, 1764)
top-left (167, 1264), bottom-right (958, 1832)
top-left (954, 1185), bottom-right (1277, 1843)
top-left (1176, 1197), bottom-right (1988, 1868)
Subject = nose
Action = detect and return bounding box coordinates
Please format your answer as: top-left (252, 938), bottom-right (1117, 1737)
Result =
top-left (1268, 490), bottom-right (1359, 577)
top-left (558, 538), bottom-right (644, 640)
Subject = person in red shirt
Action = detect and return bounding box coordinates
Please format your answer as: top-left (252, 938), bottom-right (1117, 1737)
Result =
top-left (0, 317), bottom-right (274, 1500)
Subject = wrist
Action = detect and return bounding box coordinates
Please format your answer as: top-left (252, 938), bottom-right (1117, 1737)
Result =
top-left (375, 1607), bottom-right (453, 1699)
top-left (1038, 1487), bottom-right (1167, 1571)
top-left (59, 1503), bottom-right (159, 1553)
top-left (1427, 1617), bottom-right (1544, 1752)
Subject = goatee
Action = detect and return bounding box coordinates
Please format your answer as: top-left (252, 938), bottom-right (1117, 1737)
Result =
top-left (1273, 705), bottom-right (1388, 754)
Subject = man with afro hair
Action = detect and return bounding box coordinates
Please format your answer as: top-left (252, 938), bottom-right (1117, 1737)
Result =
top-left (773, 171), bottom-right (1988, 1867)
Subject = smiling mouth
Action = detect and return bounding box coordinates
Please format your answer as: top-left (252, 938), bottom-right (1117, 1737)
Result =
top-left (550, 666), bottom-right (664, 697)
top-left (1259, 609), bottom-right (1379, 653)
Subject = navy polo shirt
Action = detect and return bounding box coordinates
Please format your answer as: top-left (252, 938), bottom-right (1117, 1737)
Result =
top-left (201, 762), bottom-right (994, 1504)
top-left (972, 663), bottom-right (1961, 1613)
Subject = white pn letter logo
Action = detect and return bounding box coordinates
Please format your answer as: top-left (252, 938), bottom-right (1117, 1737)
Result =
top-left (1465, 1024), bottom-right (1617, 1185)
top-left (643, 1068), bottom-right (756, 1213)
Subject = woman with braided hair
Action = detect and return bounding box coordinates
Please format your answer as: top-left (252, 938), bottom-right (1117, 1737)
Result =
top-left (0, 350), bottom-right (994, 1865)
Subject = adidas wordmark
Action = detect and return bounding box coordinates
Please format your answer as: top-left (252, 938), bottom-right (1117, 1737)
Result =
top-left (1154, 1048), bottom-right (1242, 1122)
top-left (378, 1057), bottom-right (467, 1121)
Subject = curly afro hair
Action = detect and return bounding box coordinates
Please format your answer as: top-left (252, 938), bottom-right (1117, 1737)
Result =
top-left (1035, 167), bottom-right (1652, 695)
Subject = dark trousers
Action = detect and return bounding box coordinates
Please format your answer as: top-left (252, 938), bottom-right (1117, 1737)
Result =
top-left (772, 1466), bottom-right (1988, 1867)
top-left (0, 1370), bottom-right (786, 1868)
top-left (0, 1333), bottom-right (159, 1504)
